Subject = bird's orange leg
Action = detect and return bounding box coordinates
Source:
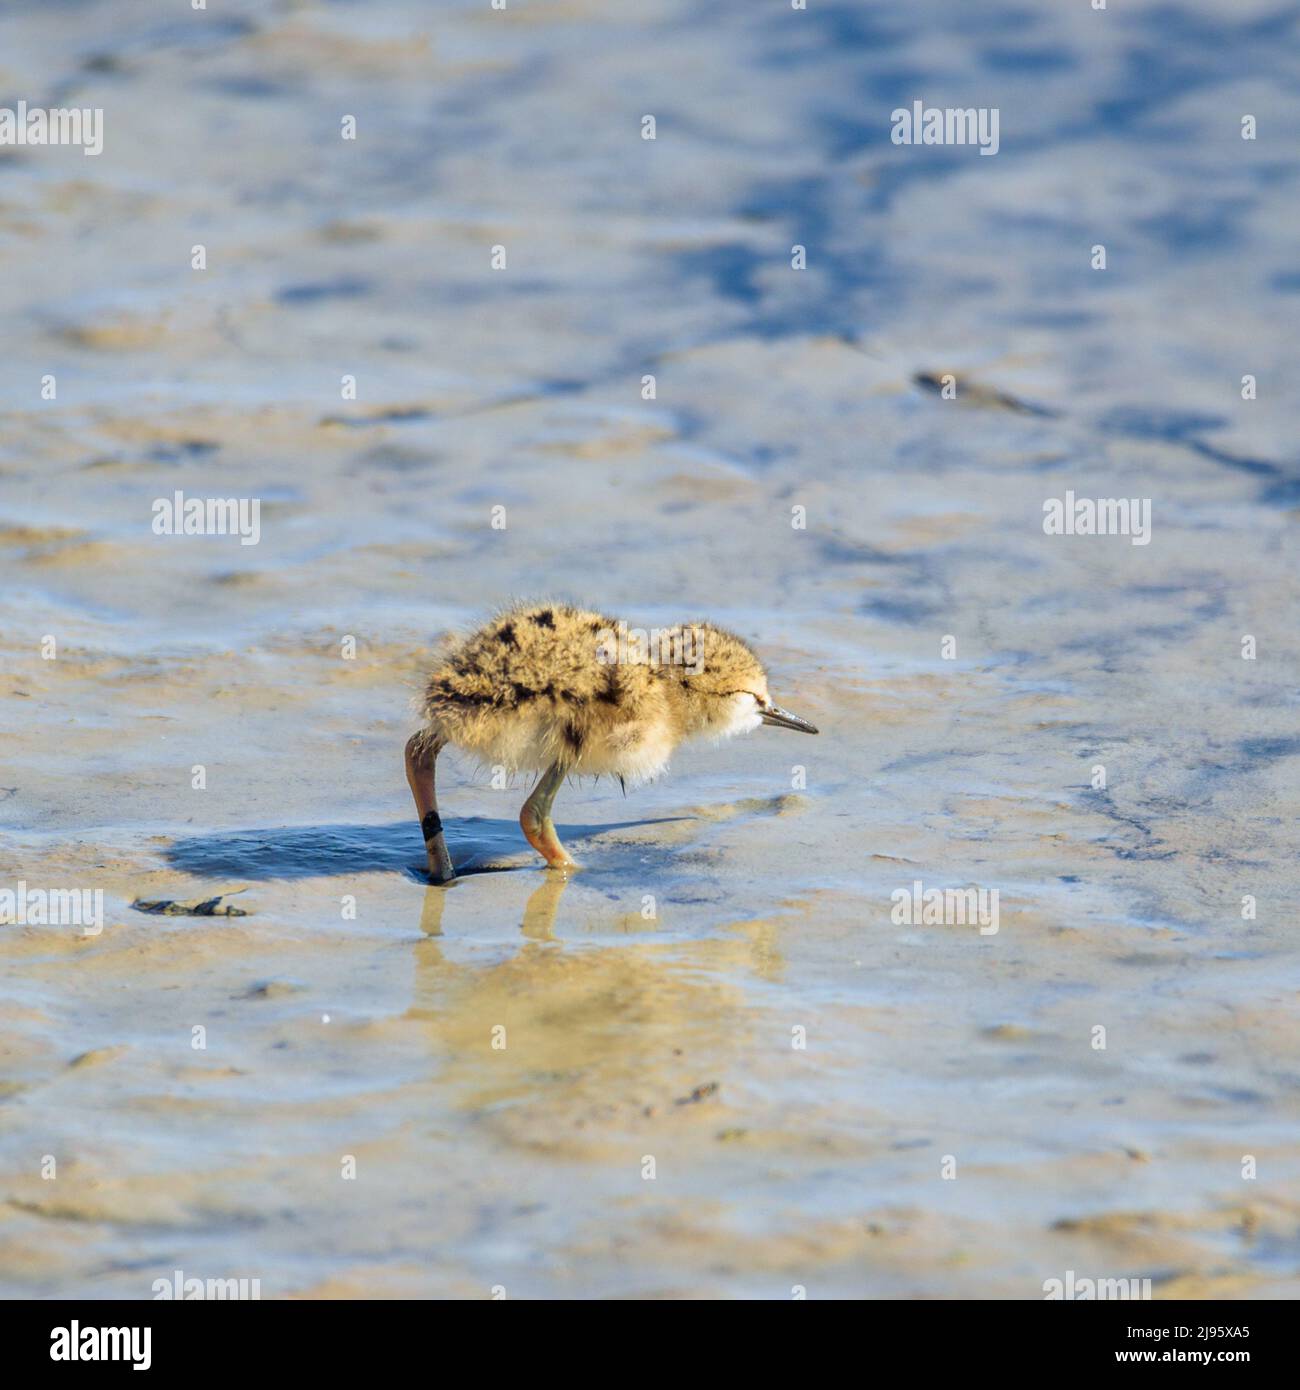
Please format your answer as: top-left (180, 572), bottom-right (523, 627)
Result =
top-left (519, 762), bottom-right (578, 872)
top-left (406, 733), bottom-right (455, 884)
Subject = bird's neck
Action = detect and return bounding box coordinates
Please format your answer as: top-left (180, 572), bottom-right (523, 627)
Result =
top-left (661, 676), bottom-right (701, 739)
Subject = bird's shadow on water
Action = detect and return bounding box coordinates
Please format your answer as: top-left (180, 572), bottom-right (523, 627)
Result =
top-left (165, 816), bottom-right (689, 882)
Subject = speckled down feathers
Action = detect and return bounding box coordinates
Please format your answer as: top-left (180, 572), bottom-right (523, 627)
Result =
top-left (417, 602), bottom-right (771, 781)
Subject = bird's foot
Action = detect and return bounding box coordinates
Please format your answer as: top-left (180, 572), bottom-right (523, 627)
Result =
top-left (426, 853), bottom-right (456, 885)
top-left (519, 806), bottom-right (578, 873)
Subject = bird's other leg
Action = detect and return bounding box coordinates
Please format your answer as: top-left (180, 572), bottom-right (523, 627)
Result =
top-left (405, 732), bottom-right (455, 884)
top-left (519, 761), bottom-right (577, 872)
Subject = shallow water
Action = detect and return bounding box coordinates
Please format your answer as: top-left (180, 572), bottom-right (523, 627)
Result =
top-left (1, 0), bottom-right (1298, 1298)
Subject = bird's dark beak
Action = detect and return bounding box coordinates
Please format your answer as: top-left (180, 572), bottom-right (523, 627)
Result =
top-left (760, 702), bottom-right (818, 735)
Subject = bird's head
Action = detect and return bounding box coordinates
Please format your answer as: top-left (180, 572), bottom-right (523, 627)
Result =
top-left (667, 622), bottom-right (819, 741)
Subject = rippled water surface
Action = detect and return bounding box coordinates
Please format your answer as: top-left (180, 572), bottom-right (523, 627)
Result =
top-left (1, 0), bottom-right (1298, 1298)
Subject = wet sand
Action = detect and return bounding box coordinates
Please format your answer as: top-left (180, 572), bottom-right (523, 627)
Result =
top-left (2, 0), bottom-right (1299, 1297)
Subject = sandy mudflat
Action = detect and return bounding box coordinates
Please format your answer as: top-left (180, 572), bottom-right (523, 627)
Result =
top-left (1, 0), bottom-right (1299, 1298)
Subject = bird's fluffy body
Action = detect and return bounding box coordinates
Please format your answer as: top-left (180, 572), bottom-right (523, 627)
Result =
top-left (417, 601), bottom-right (771, 783)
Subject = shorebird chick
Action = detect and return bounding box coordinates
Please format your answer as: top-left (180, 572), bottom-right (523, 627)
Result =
top-left (405, 602), bottom-right (818, 882)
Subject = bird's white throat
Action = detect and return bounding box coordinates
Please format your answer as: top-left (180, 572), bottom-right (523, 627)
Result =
top-left (712, 695), bottom-right (762, 741)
